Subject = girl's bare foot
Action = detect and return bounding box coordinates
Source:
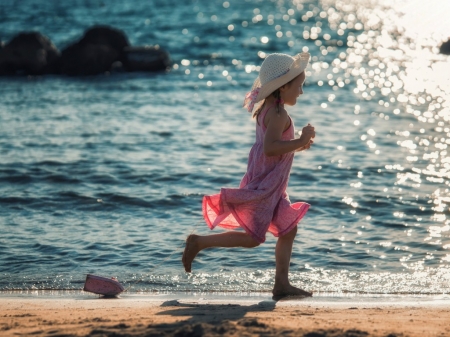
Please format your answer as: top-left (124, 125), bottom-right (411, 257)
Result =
top-left (182, 234), bottom-right (199, 272)
top-left (272, 284), bottom-right (312, 299)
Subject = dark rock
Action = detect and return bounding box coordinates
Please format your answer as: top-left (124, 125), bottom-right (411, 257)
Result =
top-left (0, 32), bottom-right (60, 75)
top-left (59, 43), bottom-right (120, 76)
top-left (439, 39), bottom-right (450, 55)
top-left (81, 25), bottom-right (130, 54)
top-left (1, 26), bottom-right (171, 76)
top-left (123, 46), bottom-right (171, 72)
top-left (58, 25), bottom-right (130, 76)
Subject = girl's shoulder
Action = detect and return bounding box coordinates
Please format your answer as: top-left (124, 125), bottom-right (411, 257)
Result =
top-left (265, 105), bottom-right (289, 121)
top-left (263, 105), bottom-right (290, 129)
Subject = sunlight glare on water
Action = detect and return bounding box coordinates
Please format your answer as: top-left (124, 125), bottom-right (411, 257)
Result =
top-left (0, 0), bottom-right (450, 294)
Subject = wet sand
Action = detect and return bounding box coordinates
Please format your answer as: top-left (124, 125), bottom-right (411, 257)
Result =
top-left (1, 293), bottom-right (449, 336)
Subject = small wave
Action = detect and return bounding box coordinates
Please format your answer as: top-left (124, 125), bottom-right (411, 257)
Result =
top-left (44, 173), bottom-right (81, 184)
top-left (0, 174), bottom-right (33, 184)
top-left (97, 193), bottom-right (154, 208)
top-left (151, 131), bottom-right (174, 138)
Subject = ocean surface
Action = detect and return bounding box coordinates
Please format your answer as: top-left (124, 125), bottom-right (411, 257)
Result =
top-left (1, 0), bottom-right (450, 295)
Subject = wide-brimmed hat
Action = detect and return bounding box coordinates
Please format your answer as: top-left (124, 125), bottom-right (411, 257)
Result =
top-left (243, 52), bottom-right (310, 112)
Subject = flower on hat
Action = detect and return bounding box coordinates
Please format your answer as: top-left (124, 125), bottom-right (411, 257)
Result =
top-left (243, 87), bottom-right (261, 112)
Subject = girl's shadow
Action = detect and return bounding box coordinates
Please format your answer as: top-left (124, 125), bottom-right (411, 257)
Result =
top-left (158, 299), bottom-right (275, 322)
top-left (150, 299), bottom-right (277, 335)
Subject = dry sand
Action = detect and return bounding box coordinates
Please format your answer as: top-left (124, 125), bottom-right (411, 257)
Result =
top-left (1, 292), bottom-right (449, 336)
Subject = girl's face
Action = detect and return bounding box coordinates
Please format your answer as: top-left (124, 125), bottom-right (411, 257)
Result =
top-left (280, 72), bottom-right (306, 106)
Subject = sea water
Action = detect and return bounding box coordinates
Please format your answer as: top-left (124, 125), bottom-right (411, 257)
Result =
top-left (1, 0), bottom-right (450, 295)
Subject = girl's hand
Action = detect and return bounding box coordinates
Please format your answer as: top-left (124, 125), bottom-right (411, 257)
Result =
top-left (301, 124), bottom-right (315, 140)
top-left (296, 139), bottom-right (314, 151)
top-left (297, 124), bottom-right (315, 152)
top-left (304, 138), bottom-right (314, 150)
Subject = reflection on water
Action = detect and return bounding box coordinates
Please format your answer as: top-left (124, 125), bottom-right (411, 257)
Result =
top-left (0, 0), bottom-right (449, 293)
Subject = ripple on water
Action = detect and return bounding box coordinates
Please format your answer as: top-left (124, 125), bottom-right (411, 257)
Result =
top-left (0, 0), bottom-right (450, 293)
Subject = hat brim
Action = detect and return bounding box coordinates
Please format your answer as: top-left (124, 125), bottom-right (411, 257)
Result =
top-left (252, 52), bottom-right (310, 104)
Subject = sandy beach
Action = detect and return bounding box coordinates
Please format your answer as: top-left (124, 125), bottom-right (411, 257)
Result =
top-left (1, 292), bottom-right (449, 337)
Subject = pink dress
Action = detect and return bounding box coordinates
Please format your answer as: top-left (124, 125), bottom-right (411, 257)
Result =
top-left (202, 104), bottom-right (310, 243)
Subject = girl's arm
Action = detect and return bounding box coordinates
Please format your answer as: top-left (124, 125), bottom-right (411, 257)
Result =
top-left (295, 138), bottom-right (314, 152)
top-left (263, 107), bottom-right (314, 156)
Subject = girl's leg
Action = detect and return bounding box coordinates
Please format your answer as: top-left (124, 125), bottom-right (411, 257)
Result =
top-left (182, 232), bottom-right (260, 272)
top-left (272, 226), bottom-right (312, 297)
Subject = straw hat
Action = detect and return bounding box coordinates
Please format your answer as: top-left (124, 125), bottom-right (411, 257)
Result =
top-left (243, 52), bottom-right (310, 112)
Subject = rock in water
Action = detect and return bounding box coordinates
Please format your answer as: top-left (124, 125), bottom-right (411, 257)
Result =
top-left (123, 46), bottom-right (171, 72)
top-left (1, 26), bottom-right (172, 76)
top-left (81, 25), bottom-right (130, 54)
top-left (58, 25), bottom-right (130, 76)
top-left (0, 32), bottom-right (60, 75)
top-left (59, 43), bottom-right (120, 76)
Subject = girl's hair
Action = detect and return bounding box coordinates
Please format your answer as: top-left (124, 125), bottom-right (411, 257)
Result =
top-left (253, 75), bottom-right (296, 122)
top-left (253, 89), bottom-right (282, 121)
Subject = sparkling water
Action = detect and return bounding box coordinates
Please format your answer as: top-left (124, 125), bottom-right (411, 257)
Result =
top-left (1, 0), bottom-right (450, 294)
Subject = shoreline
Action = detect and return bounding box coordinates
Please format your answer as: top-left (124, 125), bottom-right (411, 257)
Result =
top-left (1, 292), bottom-right (449, 336)
top-left (1, 289), bottom-right (450, 302)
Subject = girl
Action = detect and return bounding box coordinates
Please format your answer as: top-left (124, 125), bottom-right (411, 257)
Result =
top-left (182, 52), bottom-right (315, 298)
